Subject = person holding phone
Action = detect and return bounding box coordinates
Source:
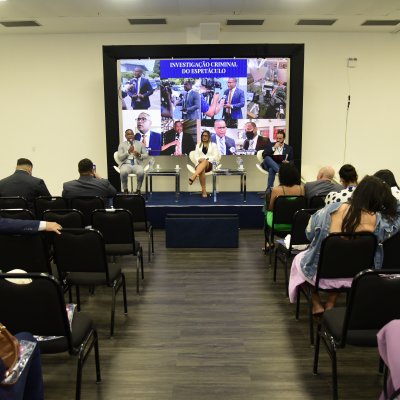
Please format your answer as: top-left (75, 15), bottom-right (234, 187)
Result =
top-left (117, 129), bottom-right (148, 194)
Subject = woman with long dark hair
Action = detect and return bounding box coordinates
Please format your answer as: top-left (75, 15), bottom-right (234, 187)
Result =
top-left (189, 130), bottom-right (220, 198)
top-left (288, 175), bottom-right (400, 314)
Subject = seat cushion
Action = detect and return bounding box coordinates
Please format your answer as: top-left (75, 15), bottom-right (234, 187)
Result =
top-left (66, 264), bottom-right (122, 286)
top-left (39, 312), bottom-right (94, 354)
top-left (266, 211), bottom-right (292, 231)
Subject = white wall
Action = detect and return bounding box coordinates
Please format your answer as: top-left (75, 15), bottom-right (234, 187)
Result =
top-left (0, 31), bottom-right (399, 195)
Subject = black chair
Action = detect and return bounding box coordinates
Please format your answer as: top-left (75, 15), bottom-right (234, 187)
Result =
top-left (53, 228), bottom-right (128, 337)
top-left (296, 232), bottom-right (377, 345)
top-left (0, 208), bottom-right (35, 220)
top-left (92, 208), bottom-right (144, 293)
top-left (0, 233), bottom-right (52, 274)
top-left (273, 208), bottom-right (317, 295)
top-left (0, 196), bottom-right (29, 209)
top-left (0, 273), bottom-right (101, 400)
top-left (382, 231), bottom-right (400, 269)
top-left (264, 195), bottom-right (307, 259)
top-left (308, 195), bottom-right (326, 209)
top-left (313, 269), bottom-right (400, 400)
top-left (43, 209), bottom-right (85, 228)
top-left (34, 196), bottom-right (68, 219)
top-left (69, 197), bottom-right (105, 227)
top-left (113, 194), bottom-right (154, 261)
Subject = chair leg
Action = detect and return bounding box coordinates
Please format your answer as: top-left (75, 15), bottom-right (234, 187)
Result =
top-left (273, 249), bottom-right (278, 282)
top-left (331, 347), bottom-right (339, 400)
top-left (76, 353), bottom-right (83, 400)
top-left (76, 285), bottom-right (81, 312)
top-left (295, 287), bottom-right (301, 320)
top-left (150, 227), bottom-right (154, 254)
top-left (121, 273), bottom-right (128, 314)
top-left (110, 284), bottom-right (117, 337)
top-left (136, 258), bottom-right (140, 294)
top-left (307, 288), bottom-right (314, 345)
top-left (313, 323), bottom-right (321, 374)
top-left (140, 247), bottom-right (144, 280)
top-left (93, 329), bottom-right (102, 383)
top-left (283, 257), bottom-right (289, 297)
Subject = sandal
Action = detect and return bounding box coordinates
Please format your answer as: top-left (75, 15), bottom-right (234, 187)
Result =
top-left (189, 175), bottom-right (197, 185)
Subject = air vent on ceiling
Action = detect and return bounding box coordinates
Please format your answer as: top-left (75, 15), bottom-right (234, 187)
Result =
top-left (128, 19), bottom-right (167, 25)
top-left (0, 20), bottom-right (41, 27)
top-left (361, 20), bottom-right (400, 26)
top-left (297, 19), bottom-right (337, 26)
top-left (226, 19), bottom-right (264, 26)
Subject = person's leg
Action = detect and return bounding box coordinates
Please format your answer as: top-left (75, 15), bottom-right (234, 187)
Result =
top-left (132, 165), bottom-right (145, 192)
top-left (190, 159), bottom-right (208, 183)
top-left (262, 156), bottom-right (279, 188)
top-left (311, 292), bottom-right (325, 315)
top-left (199, 171), bottom-right (207, 197)
top-left (325, 293), bottom-right (339, 310)
top-left (119, 163), bottom-right (133, 192)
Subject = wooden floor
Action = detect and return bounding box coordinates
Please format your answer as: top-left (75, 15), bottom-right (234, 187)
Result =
top-left (43, 230), bottom-right (383, 400)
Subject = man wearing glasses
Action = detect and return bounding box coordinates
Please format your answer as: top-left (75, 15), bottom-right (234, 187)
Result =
top-left (118, 128), bottom-right (148, 194)
top-left (134, 112), bottom-right (162, 156)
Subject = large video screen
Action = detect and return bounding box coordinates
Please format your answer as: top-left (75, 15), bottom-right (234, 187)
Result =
top-left (118, 57), bottom-right (289, 156)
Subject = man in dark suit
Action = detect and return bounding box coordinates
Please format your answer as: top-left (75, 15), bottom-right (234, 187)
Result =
top-left (222, 78), bottom-right (245, 120)
top-left (62, 158), bottom-right (117, 203)
top-left (0, 217), bottom-right (61, 234)
top-left (211, 119), bottom-right (236, 155)
top-left (262, 130), bottom-right (293, 189)
top-left (0, 158), bottom-right (51, 211)
top-left (134, 112), bottom-right (162, 156)
top-left (181, 80), bottom-right (200, 119)
top-left (127, 67), bottom-right (154, 110)
top-left (161, 120), bottom-right (195, 156)
top-left (242, 121), bottom-right (270, 153)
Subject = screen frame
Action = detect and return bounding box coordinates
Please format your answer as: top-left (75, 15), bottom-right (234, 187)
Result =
top-left (103, 44), bottom-right (304, 189)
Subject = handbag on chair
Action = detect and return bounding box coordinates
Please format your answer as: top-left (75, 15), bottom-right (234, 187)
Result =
top-left (0, 323), bottom-right (19, 384)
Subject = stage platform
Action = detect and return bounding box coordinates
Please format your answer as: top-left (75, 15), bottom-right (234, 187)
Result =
top-left (145, 191), bottom-right (264, 229)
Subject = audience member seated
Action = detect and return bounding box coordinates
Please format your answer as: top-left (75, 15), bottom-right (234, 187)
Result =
top-left (304, 166), bottom-right (343, 200)
top-left (62, 158), bottom-right (117, 205)
top-left (288, 176), bottom-right (400, 315)
top-left (325, 164), bottom-right (358, 205)
top-left (261, 130), bottom-right (293, 189)
top-left (188, 130), bottom-right (221, 198)
top-left (0, 217), bottom-right (61, 235)
top-left (118, 129), bottom-right (148, 194)
top-left (265, 163), bottom-right (304, 247)
top-left (0, 332), bottom-right (44, 400)
top-left (374, 169), bottom-right (400, 200)
top-left (0, 158), bottom-right (50, 212)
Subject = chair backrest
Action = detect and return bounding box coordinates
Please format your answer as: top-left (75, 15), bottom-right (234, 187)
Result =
top-left (0, 273), bottom-right (72, 346)
top-left (91, 209), bottom-right (135, 248)
top-left (289, 208), bottom-right (318, 247)
top-left (341, 269), bottom-right (400, 344)
top-left (308, 195), bottom-right (326, 209)
top-left (315, 232), bottom-right (377, 286)
top-left (34, 196), bottom-right (68, 219)
top-left (382, 232), bottom-right (400, 269)
top-left (0, 196), bottom-right (29, 210)
top-left (273, 196), bottom-right (307, 226)
top-left (0, 233), bottom-right (52, 273)
top-left (0, 208), bottom-right (35, 220)
top-left (43, 209), bottom-right (85, 228)
top-left (114, 151), bottom-right (120, 165)
top-left (113, 194), bottom-right (149, 228)
top-left (69, 197), bottom-right (105, 226)
top-left (53, 228), bottom-right (109, 277)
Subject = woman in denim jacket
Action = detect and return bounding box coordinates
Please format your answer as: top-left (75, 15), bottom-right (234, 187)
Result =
top-left (288, 175), bottom-right (400, 315)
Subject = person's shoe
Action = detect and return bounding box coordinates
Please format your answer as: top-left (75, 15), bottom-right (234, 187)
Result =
top-left (123, 189), bottom-right (129, 194)
top-left (201, 190), bottom-right (208, 198)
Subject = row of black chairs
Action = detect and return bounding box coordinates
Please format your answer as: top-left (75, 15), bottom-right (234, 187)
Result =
top-left (0, 194), bottom-right (154, 261)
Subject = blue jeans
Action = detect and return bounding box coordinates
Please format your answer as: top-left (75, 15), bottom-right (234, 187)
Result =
top-left (0, 333), bottom-right (44, 400)
top-left (262, 156), bottom-right (280, 189)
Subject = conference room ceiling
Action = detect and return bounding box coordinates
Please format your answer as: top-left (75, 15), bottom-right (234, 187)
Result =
top-left (0, 0), bottom-right (399, 35)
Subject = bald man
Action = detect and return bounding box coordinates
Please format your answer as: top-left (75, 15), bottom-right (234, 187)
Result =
top-left (304, 166), bottom-right (343, 199)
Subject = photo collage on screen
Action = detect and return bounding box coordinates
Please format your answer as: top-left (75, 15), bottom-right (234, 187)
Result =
top-left (119, 58), bottom-right (289, 156)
